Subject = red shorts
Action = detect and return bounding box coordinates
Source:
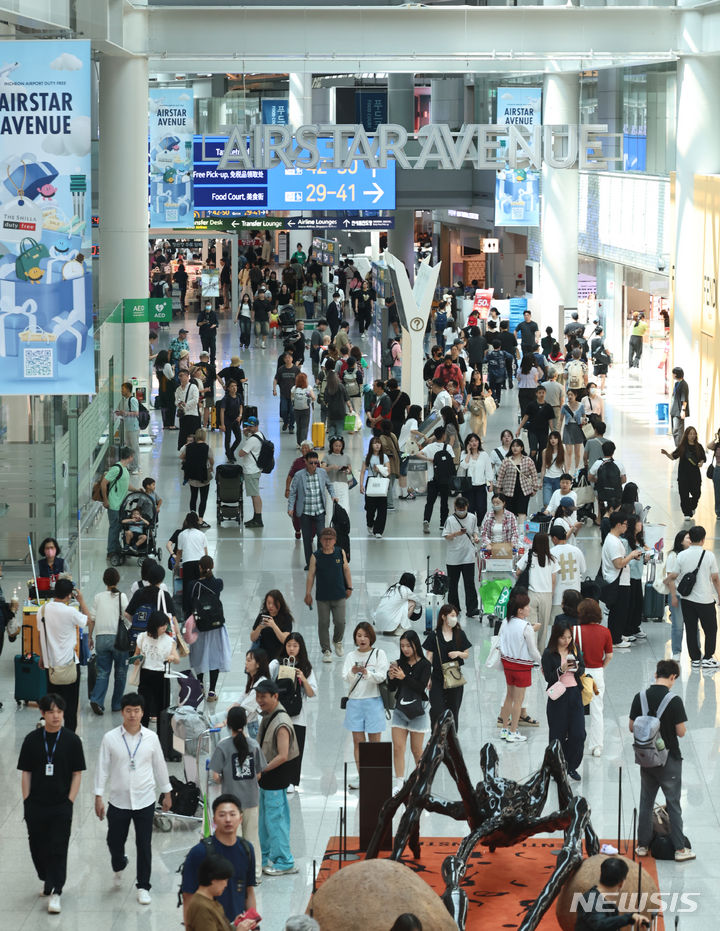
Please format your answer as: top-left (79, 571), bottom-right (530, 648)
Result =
top-left (502, 658), bottom-right (532, 688)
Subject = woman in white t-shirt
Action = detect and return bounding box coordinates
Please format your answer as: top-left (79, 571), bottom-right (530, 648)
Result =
top-left (540, 431), bottom-right (566, 508)
top-left (663, 530), bottom-right (690, 660)
top-left (291, 372), bottom-right (316, 448)
top-left (514, 532), bottom-right (558, 647)
top-left (373, 573), bottom-right (422, 635)
top-left (236, 294), bottom-right (252, 349)
top-left (134, 610), bottom-right (178, 727)
top-left (397, 404), bottom-right (424, 501)
top-left (489, 429), bottom-right (513, 481)
top-left (269, 633), bottom-right (317, 793)
top-left (176, 511), bottom-right (208, 617)
top-left (458, 432), bottom-right (494, 522)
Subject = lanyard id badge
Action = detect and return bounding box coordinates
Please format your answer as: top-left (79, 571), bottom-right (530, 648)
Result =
top-left (44, 728), bottom-right (62, 777)
top-left (122, 731), bottom-right (143, 770)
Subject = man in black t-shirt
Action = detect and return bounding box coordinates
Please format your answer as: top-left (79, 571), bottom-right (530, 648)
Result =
top-left (217, 357), bottom-right (247, 402)
top-left (252, 287), bottom-right (272, 349)
top-left (516, 386), bottom-right (555, 466)
top-left (273, 353), bottom-right (300, 432)
top-left (514, 309), bottom-right (539, 354)
top-left (17, 693), bottom-right (86, 913)
top-left (219, 380), bottom-right (243, 462)
top-left (498, 321), bottom-right (518, 387)
top-left (629, 659), bottom-right (694, 862)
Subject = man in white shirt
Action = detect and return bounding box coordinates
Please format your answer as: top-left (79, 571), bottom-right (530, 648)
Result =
top-left (236, 415), bottom-right (265, 529)
top-left (175, 369), bottom-right (201, 451)
top-left (443, 496), bottom-right (480, 618)
top-left (550, 526), bottom-right (587, 607)
top-left (601, 512), bottom-right (643, 648)
top-left (665, 525), bottom-right (720, 669)
top-left (543, 474), bottom-right (577, 516)
top-left (94, 693), bottom-right (172, 905)
top-left (431, 380), bottom-right (452, 413)
top-left (37, 578), bottom-right (90, 733)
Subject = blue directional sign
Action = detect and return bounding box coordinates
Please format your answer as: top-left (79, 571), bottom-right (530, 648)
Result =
top-left (193, 135), bottom-right (395, 212)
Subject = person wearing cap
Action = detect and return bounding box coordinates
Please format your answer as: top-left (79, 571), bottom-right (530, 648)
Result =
top-left (670, 366), bottom-right (689, 447)
top-left (217, 356), bottom-right (247, 398)
top-left (254, 680), bottom-right (299, 876)
top-left (175, 369), bottom-right (201, 451)
top-left (252, 288), bottom-right (272, 350)
top-left (197, 299), bottom-right (219, 364)
top-left (236, 417), bottom-right (266, 528)
top-left (219, 380), bottom-right (244, 462)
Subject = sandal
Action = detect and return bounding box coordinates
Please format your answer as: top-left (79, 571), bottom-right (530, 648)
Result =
top-left (518, 714), bottom-right (539, 727)
top-left (496, 716), bottom-right (503, 727)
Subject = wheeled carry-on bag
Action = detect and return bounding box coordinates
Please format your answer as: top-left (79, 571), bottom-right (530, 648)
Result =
top-left (312, 421), bottom-right (326, 449)
top-left (643, 580), bottom-right (666, 621)
top-left (14, 624), bottom-right (47, 705)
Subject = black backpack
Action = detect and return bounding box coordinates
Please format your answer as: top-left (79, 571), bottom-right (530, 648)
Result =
top-left (277, 675), bottom-right (303, 717)
top-left (192, 582), bottom-right (225, 632)
top-left (596, 459), bottom-right (622, 504)
top-left (137, 401), bottom-right (151, 430)
top-left (381, 345), bottom-right (394, 369)
top-left (250, 431), bottom-right (275, 474)
top-left (433, 444), bottom-right (456, 486)
top-left (167, 774), bottom-right (201, 816)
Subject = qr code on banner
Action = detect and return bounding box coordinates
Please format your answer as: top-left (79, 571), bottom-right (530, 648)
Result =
top-left (23, 348), bottom-right (55, 378)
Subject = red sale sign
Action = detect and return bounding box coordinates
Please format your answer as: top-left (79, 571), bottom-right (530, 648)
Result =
top-left (472, 288), bottom-right (494, 319)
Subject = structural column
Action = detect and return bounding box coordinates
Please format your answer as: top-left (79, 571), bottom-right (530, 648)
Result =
top-left (387, 74), bottom-right (416, 285)
top-left (99, 54), bottom-right (150, 382)
top-left (540, 72), bottom-right (579, 331)
top-left (673, 56), bottom-right (720, 368)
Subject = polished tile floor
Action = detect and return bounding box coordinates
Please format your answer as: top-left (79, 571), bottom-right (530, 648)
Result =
top-left (1, 318), bottom-right (717, 929)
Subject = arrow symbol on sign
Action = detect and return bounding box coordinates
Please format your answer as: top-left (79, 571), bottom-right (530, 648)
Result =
top-left (343, 219), bottom-right (351, 227)
top-left (363, 182), bottom-right (384, 204)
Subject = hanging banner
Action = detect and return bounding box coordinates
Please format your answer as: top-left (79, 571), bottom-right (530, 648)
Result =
top-left (495, 87), bottom-right (542, 228)
top-left (149, 87), bottom-right (194, 228)
top-left (355, 90), bottom-right (387, 132)
top-left (0, 40), bottom-right (94, 395)
top-left (472, 289), bottom-right (494, 320)
top-left (261, 99), bottom-right (289, 125)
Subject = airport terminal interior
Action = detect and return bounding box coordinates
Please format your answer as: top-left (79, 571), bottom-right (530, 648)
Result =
top-left (1, 1), bottom-right (720, 929)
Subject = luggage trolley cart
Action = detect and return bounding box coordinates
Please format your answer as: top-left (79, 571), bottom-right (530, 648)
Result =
top-left (154, 720), bottom-right (223, 833)
top-left (478, 542), bottom-right (517, 627)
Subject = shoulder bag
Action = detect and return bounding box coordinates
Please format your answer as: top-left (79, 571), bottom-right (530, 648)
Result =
top-left (39, 605), bottom-right (78, 685)
top-left (436, 633), bottom-right (466, 689)
top-left (127, 649), bottom-right (143, 687)
top-left (677, 550), bottom-right (706, 597)
top-left (114, 592), bottom-right (131, 653)
top-left (546, 666), bottom-right (566, 701)
top-left (514, 551), bottom-right (532, 592)
top-left (600, 568), bottom-right (623, 607)
top-left (365, 474), bottom-right (390, 497)
top-left (573, 627), bottom-right (596, 706)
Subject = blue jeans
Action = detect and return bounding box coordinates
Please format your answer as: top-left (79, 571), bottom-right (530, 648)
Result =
top-left (304, 300), bottom-right (315, 320)
top-left (279, 396), bottom-right (295, 430)
top-left (669, 601), bottom-right (684, 655)
top-left (259, 787), bottom-right (294, 869)
top-left (543, 476), bottom-right (561, 507)
top-left (91, 634), bottom-right (129, 710)
top-left (107, 508), bottom-right (121, 555)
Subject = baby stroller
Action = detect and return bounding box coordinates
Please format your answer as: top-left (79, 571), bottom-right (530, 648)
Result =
top-left (279, 304), bottom-right (296, 340)
top-left (112, 490), bottom-right (161, 566)
top-left (215, 463), bottom-right (244, 527)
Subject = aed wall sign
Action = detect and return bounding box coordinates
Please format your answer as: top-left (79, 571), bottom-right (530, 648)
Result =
top-left (217, 122), bottom-right (620, 172)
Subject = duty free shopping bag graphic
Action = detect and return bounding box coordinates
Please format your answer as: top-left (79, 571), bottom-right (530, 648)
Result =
top-left (0, 252), bottom-right (92, 385)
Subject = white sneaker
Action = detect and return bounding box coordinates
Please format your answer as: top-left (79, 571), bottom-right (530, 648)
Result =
top-left (423, 520), bottom-right (430, 535)
top-left (702, 657), bottom-right (719, 668)
top-left (392, 778), bottom-right (403, 794)
top-left (592, 746), bottom-right (602, 757)
top-left (48, 894), bottom-right (61, 914)
top-left (634, 631), bottom-right (647, 640)
top-left (286, 784), bottom-right (295, 795)
top-left (622, 635), bottom-right (636, 644)
top-left (137, 889), bottom-right (152, 905)
top-left (674, 847), bottom-right (696, 862)
top-left (334, 641), bottom-right (344, 657)
top-left (499, 727), bottom-right (511, 740)
top-left (322, 650), bottom-right (333, 663)
top-left (672, 653), bottom-right (681, 662)
top-left (506, 731), bottom-right (527, 742)
top-left (614, 641), bottom-right (631, 650)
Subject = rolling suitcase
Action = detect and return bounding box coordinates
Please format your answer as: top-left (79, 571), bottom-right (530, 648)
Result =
top-left (643, 581), bottom-right (666, 621)
top-left (311, 421), bottom-right (326, 449)
top-left (14, 624), bottom-right (47, 705)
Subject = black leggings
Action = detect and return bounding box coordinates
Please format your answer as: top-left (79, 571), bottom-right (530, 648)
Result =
top-left (196, 669), bottom-right (219, 693)
top-left (189, 484), bottom-right (210, 517)
top-left (139, 667), bottom-right (170, 727)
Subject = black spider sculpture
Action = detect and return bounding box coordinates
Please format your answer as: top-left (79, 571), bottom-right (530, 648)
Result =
top-left (365, 709), bottom-right (600, 931)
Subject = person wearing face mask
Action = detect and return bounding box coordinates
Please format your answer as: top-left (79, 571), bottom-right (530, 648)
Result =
top-left (443, 497), bottom-right (481, 619)
top-left (236, 293), bottom-right (253, 349)
top-left (197, 300), bottom-right (219, 364)
top-left (581, 381), bottom-right (605, 423)
top-left (422, 605), bottom-right (471, 731)
top-left (480, 493), bottom-right (519, 551)
top-left (38, 538), bottom-right (66, 583)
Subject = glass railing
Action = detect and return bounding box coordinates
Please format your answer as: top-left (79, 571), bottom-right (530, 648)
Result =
top-left (147, 0), bottom-right (677, 7)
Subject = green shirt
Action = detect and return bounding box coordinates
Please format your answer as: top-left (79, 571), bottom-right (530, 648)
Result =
top-left (631, 320), bottom-right (647, 337)
top-left (105, 464), bottom-right (129, 511)
top-left (291, 250), bottom-right (306, 265)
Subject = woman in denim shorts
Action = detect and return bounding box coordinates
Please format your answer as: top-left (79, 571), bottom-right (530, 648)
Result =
top-left (387, 630), bottom-right (432, 793)
top-left (342, 622), bottom-right (389, 788)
